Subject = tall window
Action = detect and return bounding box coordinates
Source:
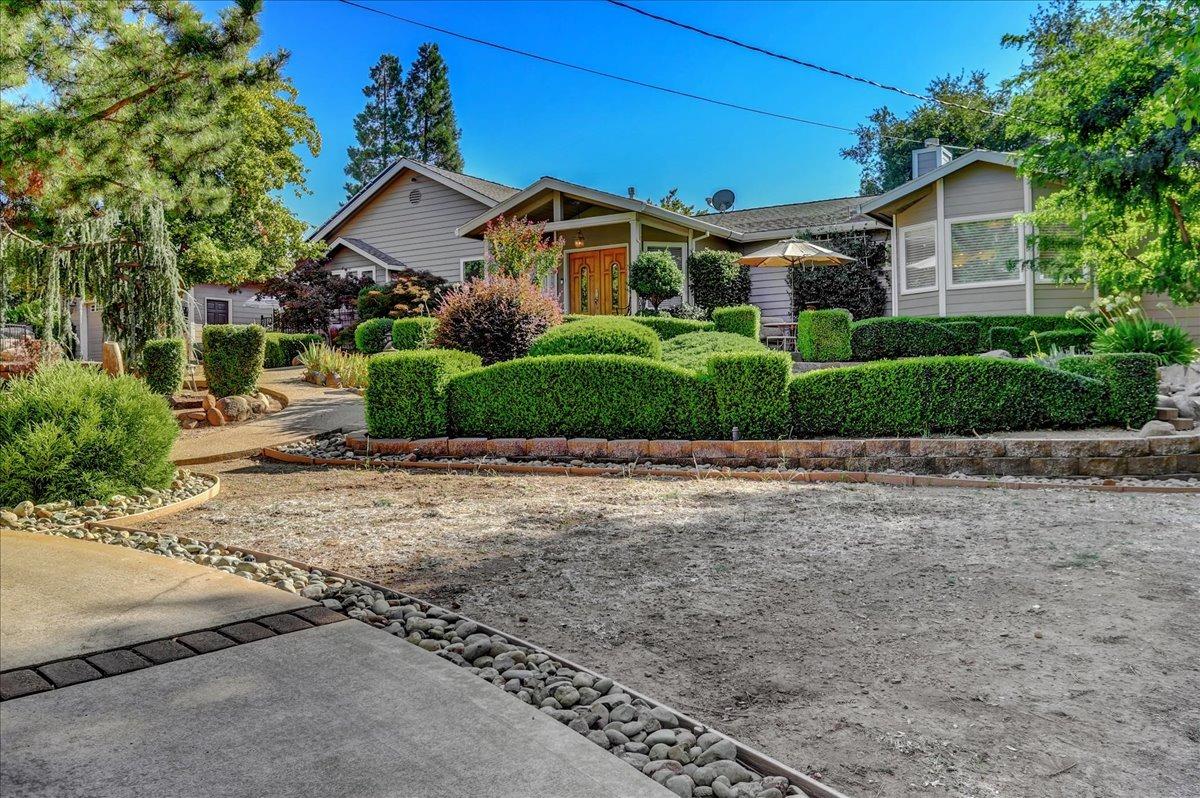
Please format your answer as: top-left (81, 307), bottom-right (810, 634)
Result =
top-left (901, 224), bottom-right (936, 292)
top-left (949, 216), bottom-right (1021, 285)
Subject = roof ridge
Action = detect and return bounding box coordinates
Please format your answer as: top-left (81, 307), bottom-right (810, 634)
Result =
top-left (697, 193), bottom-right (877, 216)
top-left (421, 161), bottom-right (521, 193)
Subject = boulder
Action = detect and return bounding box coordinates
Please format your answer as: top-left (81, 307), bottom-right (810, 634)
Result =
top-left (216, 395), bottom-right (252, 422)
top-left (981, 349), bottom-right (1011, 359)
top-left (101, 341), bottom-right (124, 376)
top-left (205, 407), bottom-right (225, 426)
top-left (291, 354), bottom-right (304, 366)
top-left (1138, 420), bottom-right (1176, 437)
top-left (1172, 394), bottom-right (1197, 419)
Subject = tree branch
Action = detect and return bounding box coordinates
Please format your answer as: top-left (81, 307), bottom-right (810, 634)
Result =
top-left (1168, 197), bottom-right (1192, 247)
top-left (82, 70), bottom-right (196, 125)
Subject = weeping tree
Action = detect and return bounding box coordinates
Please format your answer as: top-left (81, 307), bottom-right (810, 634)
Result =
top-left (1, 1), bottom-right (309, 362)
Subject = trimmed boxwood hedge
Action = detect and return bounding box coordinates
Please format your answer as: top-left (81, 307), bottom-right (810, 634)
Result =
top-left (712, 305), bottom-right (761, 340)
top-left (529, 316), bottom-right (662, 359)
top-left (629, 315), bottom-right (715, 339)
top-left (660, 331), bottom-right (765, 372)
top-left (202, 324), bottom-right (265, 398)
top-left (789, 356), bottom-right (1103, 437)
top-left (447, 355), bottom-right (713, 440)
top-left (141, 338), bottom-right (185, 396)
top-left (366, 349), bottom-right (482, 438)
top-left (796, 309), bottom-right (852, 362)
top-left (933, 314), bottom-right (1084, 351)
top-left (1059, 353), bottom-right (1157, 427)
top-left (264, 333), bottom-right (323, 368)
top-left (988, 326), bottom-right (1026, 355)
top-left (850, 317), bottom-right (969, 360)
top-left (355, 317), bottom-right (394, 354)
top-left (705, 351), bottom-right (792, 439)
top-left (1025, 328), bottom-right (1095, 354)
top-left (939, 320), bottom-right (983, 353)
top-left (392, 317), bottom-right (438, 350)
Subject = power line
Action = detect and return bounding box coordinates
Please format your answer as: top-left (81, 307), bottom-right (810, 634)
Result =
top-left (606, 0), bottom-right (1010, 120)
top-left (335, 0), bottom-right (969, 150)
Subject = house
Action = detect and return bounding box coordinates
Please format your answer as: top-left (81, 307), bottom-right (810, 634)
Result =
top-left (859, 141), bottom-right (1199, 338)
top-left (68, 283), bottom-right (277, 361)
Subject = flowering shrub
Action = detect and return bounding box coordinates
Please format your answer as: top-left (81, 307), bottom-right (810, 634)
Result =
top-left (431, 276), bottom-right (562, 364)
top-left (483, 215), bottom-right (565, 283)
top-left (356, 269), bottom-right (448, 320)
top-left (1068, 293), bottom-right (1197, 365)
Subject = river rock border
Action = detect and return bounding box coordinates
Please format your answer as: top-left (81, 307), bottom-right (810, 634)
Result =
top-left (22, 521), bottom-right (847, 798)
top-left (337, 432), bottom-right (1200, 480)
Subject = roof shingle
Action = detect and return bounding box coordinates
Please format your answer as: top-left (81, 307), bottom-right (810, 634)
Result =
top-left (697, 194), bottom-right (879, 234)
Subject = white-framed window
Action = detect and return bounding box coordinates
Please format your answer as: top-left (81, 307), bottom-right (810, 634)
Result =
top-left (899, 222), bottom-right (937, 293)
top-left (1031, 224), bottom-right (1087, 284)
top-left (460, 257), bottom-right (487, 282)
top-left (333, 266), bottom-right (374, 281)
top-left (947, 214), bottom-right (1023, 288)
top-left (204, 298), bottom-right (232, 325)
top-left (644, 242), bottom-right (685, 268)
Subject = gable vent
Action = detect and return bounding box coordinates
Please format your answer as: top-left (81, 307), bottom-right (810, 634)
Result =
top-left (408, 188), bottom-right (422, 205)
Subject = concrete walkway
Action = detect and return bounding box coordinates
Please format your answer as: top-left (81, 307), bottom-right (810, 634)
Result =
top-left (0, 530), bottom-right (669, 798)
top-left (172, 367), bottom-right (365, 465)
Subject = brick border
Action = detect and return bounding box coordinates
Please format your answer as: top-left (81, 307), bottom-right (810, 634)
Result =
top-left (325, 432), bottom-right (1200, 482)
top-left (0, 605), bottom-right (345, 702)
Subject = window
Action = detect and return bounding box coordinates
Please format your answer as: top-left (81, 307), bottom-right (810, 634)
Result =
top-left (461, 258), bottom-right (486, 281)
top-left (205, 298), bottom-right (231, 325)
top-left (1032, 224), bottom-right (1087, 284)
top-left (900, 223), bottom-right (937, 292)
top-left (645, 243), bottom-right (685, 268)
top-left (332, 266), bottom-right (374, 281)
top-left (949, 215), bottom-right (1021, 286)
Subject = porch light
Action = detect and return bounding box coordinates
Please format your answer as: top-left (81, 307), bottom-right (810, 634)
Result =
top-left (573, 230), bottom-right (585, 248)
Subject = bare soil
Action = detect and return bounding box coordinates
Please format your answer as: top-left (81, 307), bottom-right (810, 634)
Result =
top-left (136, 460), bottom-right (1200, 797)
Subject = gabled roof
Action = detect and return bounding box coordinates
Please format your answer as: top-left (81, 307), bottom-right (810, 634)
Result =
top-left (328, 237), bottom-right (407, 270)
top-left (697, 194), bottom-right (884, 239)
top-left (859, 150), bottom-right (1015, 217)
top-left (309, 158), bottom-right (520, 243)
top-left (456, 176), bottom-right (742, 239)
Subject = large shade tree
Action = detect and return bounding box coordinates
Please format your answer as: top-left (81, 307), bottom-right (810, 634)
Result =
top-left (1004, 0), bottom-right (1200, 303)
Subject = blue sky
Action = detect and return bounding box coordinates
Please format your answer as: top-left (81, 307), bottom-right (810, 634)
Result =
top-left (206, 0), bottom-right (1042, 227)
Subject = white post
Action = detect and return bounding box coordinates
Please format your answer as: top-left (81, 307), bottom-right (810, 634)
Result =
top-left (935, 179), bottom-right (947, 317)
top-left (1022, 177), bottom-right (1034, 314)
top-left (628, 218), bottom-right (642, 315)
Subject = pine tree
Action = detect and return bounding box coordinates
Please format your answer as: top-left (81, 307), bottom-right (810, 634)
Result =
top-left (344, 54), bottom-right (412, 198)
top-left (406, 43), bottom-right (464, 172)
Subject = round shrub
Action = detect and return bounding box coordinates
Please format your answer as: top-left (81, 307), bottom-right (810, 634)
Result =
top-left (264, 333), bottom-right (323, 368)
top-left (850, 317), bottom-right (968, 360)
top-left (712, 305), bottom-right (761, 340)
top-left (355, 317), bottom-right (394, 354)
top-left (202, 324), bottom-right (265, 398)
top-left (0, 363), bottom-right (178, 505)
top-left (431, 276), bottom-right (562, 365)
top-left (660, 331), bottom-right (765, 372)
top-left (392, 317), bottom-right (438, 350)
top-left (629, 250), bottom-right (683, 311)
top-left (687, 249), bottom-right (750, 311)
top-left (141, 338), bottom-right (185, 396)
top-left (529, 316), bottom-right (662, 360)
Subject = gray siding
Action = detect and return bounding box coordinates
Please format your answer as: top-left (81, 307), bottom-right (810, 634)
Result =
top-left (748, 267), bottom-right (792, 323)
top-left (188, 284), bottom-right (276, 327)
top-left (943, 163), bottom-right (1023, 218)
top-left (328, 169), bottom-right (489, 284)
top-left (1144, 293), bottom-right (1200, 340)
top-left (327, 248), bottom-right (382, 282)
top-left (897, 291), bottom-right (939, 317)
top-left (946, 285), bottom-right (1026, 316)
top-left (1034, 282), bottom-right (1092, 316)
top-left (894, 190), bottom-right (936, 228)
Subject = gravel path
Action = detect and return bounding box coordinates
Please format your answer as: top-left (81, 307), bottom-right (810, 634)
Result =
top-left (133, 460), bottom-right (1200, 798)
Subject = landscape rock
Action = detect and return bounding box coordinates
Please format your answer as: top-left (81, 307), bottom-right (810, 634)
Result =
top-left (981, 349), bottom-right (1011, 358)
top-left (1139, 420), bottom-right (1177, 437)
top-left (216, 395), bottom-right (253, 422)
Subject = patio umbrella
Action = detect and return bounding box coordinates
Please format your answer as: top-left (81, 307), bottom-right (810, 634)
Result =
top-left (737, 237), bottom-right (854, 267)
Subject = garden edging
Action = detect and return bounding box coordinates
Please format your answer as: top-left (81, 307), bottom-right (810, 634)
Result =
top-left (336, 431), bottom-right (1200, 481)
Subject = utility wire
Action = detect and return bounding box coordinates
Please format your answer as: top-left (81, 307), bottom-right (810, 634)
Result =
top-left (335, 0), bottom-right (970, 149)
top-left (606, 0), bottom-right (1010, 120)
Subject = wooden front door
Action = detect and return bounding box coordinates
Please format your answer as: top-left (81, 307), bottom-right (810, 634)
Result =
top-left (568, 248), bottom-right (628, 315)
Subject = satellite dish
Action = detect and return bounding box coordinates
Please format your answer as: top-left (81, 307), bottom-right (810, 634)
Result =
top-left (706, 189), bottom-right (735, 212)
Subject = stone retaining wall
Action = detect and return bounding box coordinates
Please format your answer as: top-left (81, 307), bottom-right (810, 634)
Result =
top-left (344, 432), bottom-right (1200, 478)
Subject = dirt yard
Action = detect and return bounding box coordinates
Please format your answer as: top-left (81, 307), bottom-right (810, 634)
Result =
top-left (135, 460), bottom-right (1200, 798)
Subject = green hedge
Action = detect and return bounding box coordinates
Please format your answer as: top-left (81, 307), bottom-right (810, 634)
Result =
top-left (705, 351), bottom-right (792, 439)
top-left (0, 363), bottom-right (178, 504)
top-left (939, 320), bottom-right (983, 353)
top-left (932, 314), bottom-right (1084, 350)
top-left (529, 316), bottom-right (662, 359)
top-left (447, 355), bottom-right (713, 440)
top-left (365, 349), bottom-right (482, 438)
top-left (264, 333), bottom-right (323, 368)
top-left (796, 309), bottom-right (852, 362)
top-left (712, 305), bottom-right (760, 340)
top-left (789, 356), bottom-right (1103, 437)
top-left (392, 317), bottom-right (438, 350)
top-left (988, 326), bottom-right (1026, 355)
top-left (660, 331), bottom-right (766, 372)
top-left (851, 317), bottom-right (969, 360)
top-left (629, 315), bottom-right (715, 339)
top-left (141, 338), bottom-right (185, 396)
top-left (202, 324), bottom-right (265, 398)
top-left (1025, 328), bottom-right (1095, 354)
top-left (355, 317), bottom-right (394, 354)
top-left (1059, 353), bottom-right (1157, 427)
